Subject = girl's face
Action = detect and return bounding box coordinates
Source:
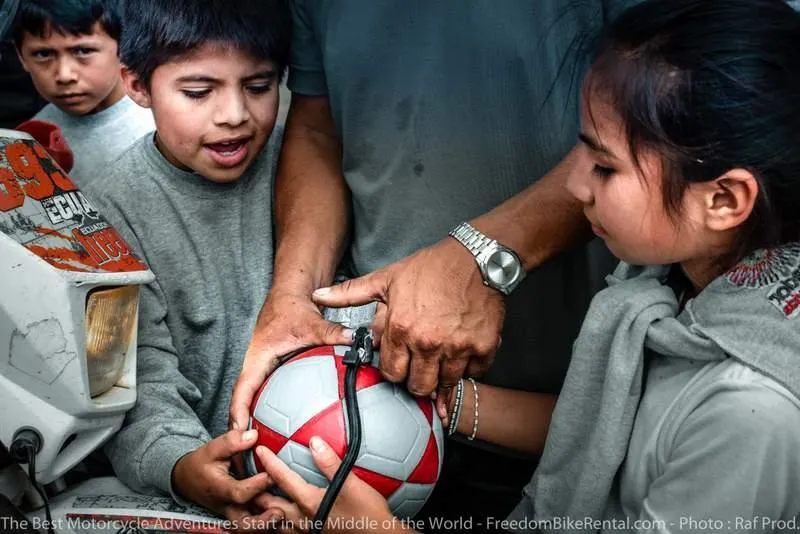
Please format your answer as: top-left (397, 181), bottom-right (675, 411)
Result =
top-left (567, 91), bottom-right (716, 268)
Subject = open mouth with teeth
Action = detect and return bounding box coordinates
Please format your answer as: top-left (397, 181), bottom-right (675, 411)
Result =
top-left (207, 139), bottom-right (247, 154)
top-left (204, 138), bottom-right (251, 168)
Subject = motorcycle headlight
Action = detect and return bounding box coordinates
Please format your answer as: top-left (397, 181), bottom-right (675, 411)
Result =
top-left (85, 285), bottom-right (139, 397)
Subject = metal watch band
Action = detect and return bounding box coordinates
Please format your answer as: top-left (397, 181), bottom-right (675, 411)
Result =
top-left (448, 222), bottom-right (494, 257)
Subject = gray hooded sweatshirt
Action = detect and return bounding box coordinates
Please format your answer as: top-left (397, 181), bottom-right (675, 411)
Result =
top-left (508, 244), bottom-right (800, 532)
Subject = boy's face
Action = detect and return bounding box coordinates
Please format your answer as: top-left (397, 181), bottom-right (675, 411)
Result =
top-left (126, 44), bottom-right (279, 183)
top-left (17, 22), bottom-right (124, 116)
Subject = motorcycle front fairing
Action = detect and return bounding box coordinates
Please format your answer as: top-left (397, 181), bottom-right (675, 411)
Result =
top-left (0, 128), bottom-right (154, 503)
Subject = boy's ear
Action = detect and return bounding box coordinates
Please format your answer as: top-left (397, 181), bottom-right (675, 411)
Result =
top-left (15, 45), bottom-right (30, 73)
top-left (121, 67), bottom-right (152, 108)
top-left (699, 169), bottom-right (759, 232)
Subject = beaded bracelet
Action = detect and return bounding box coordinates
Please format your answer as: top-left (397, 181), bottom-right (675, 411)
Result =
top-left (447, 379), bottom-right (464, 437)
top-left (466, 378), bottom-right (479, 441)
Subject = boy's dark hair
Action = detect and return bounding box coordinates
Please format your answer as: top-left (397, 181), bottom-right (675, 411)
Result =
top-left (586, 0), bottom-right (800, 262)
top-left (120, 0), bottom-right (291, 86)
top-left (12, 0), bottom-right (121, 48)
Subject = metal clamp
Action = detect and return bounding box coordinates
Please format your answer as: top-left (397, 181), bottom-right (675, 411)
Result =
top-left (343, 326), bottom-right (374, 366)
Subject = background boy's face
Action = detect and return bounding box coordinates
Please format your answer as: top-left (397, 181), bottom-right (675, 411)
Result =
top-left (17, 22), bottom-right (124, 116)
top-left (128, 44), bottom-right (279, 183)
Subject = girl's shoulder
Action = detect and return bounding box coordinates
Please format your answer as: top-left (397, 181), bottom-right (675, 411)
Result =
top-left (623, 357), bottom-right (800, 520)
top-left (647, 356), bottom-right (800, 449)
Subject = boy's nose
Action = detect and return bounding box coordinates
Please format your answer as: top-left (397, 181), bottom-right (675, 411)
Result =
top-left (54, 59), bottom-right (79, 85)
top-left (215, 93), bottom-right (250, 127)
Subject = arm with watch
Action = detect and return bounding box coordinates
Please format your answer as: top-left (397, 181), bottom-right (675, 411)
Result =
top-left (312, 145), bottom-right (591, 396)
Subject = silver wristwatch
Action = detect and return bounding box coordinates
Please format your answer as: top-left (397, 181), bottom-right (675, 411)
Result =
top-left (448, 222), bottom-right (526, 295)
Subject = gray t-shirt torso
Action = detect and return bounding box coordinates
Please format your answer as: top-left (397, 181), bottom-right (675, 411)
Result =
top-left (34, 96), bottom-right (155, 186)
top-left (83, 132), bottom-right (280, 495)
top-left (289, 0), bottom-right (625, 394)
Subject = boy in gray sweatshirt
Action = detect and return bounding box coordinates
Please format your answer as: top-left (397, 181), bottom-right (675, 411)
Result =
top-left (13, 0), bottom-right (154, 185)
top-left (80, 0), bottom-right (290, 525)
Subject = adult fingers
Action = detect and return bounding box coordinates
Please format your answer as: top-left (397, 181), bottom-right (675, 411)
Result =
top-left (465, 350), bottom-right (496, 378)
top-left (311, 269), bottom-right (389, 308)
top-left (369, 303), bottom-right (387, 348)
top-left (438, 352), bottom-right (469, 390)
top-left (310, 316), bottom-right (355, 347)
top-left (377, 324), bottom-right (411, 384)
top-left (405, 349), bottom-right (441, 397)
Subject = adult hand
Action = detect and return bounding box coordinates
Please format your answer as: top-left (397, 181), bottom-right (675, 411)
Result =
top-left (312, 238), bottom-right (505, 396)
top-left (254, 437), bottom-right (409, 534)
top-left (171, 429), bottom-right (281, 530)
top-left (229, 292), bottom-right (354, 432)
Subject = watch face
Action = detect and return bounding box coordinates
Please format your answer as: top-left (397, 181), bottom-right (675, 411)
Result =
top-left (486, 249), bottom-right (521, 287)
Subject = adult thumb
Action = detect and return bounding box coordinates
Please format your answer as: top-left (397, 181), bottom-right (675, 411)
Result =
top-left (313, 317), bottom-right (356, 347)
top-left (308, 437), bottom-right (343, 480)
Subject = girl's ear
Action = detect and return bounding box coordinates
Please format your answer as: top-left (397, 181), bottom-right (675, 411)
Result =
top-left (121, 66), bottom-right (152, 109)
top-left (700, 169), bottom-right (760, 232)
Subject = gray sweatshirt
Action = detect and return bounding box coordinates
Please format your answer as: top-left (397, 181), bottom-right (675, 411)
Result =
top-left (34, 96), bottom-right (155, 186)
top-left (509, 245), bottom-right (800, 532)
top-left (81, 130), bottom-right (280, 496)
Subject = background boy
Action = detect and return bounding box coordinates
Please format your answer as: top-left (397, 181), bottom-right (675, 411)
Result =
top-left (14, 0), bottom-right (154, 184)
top-left (81, 0), bottom-right (290, 524)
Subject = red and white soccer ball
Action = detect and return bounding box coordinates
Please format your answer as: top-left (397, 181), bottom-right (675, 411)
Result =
top-left (243, 345), bottom-right (445, 518)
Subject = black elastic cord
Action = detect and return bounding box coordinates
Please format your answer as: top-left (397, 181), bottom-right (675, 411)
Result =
top-left (310, 328), bottom-right (372, 534)
top-left (26, 449), bottom-right (54, 534)
top-left (10, 430), bottom-right (54, 534)
top-left (310, 365), bottom-right (362, 533)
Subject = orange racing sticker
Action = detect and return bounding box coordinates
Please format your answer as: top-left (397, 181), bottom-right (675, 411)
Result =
top-left (0, 135), bottom-right (147, 273)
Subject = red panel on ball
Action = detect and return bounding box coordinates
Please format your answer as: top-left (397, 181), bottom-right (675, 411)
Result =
top-left (406, 433), bottom-right (439, 484)
top-left (415, 397), bottom-right (434, 426)
top-left (290, 400), bottom-right (348, 458)
top-left (251, 418), bottom-right (289, 472)
top-left (351, 465), bottom-right (404, 498)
